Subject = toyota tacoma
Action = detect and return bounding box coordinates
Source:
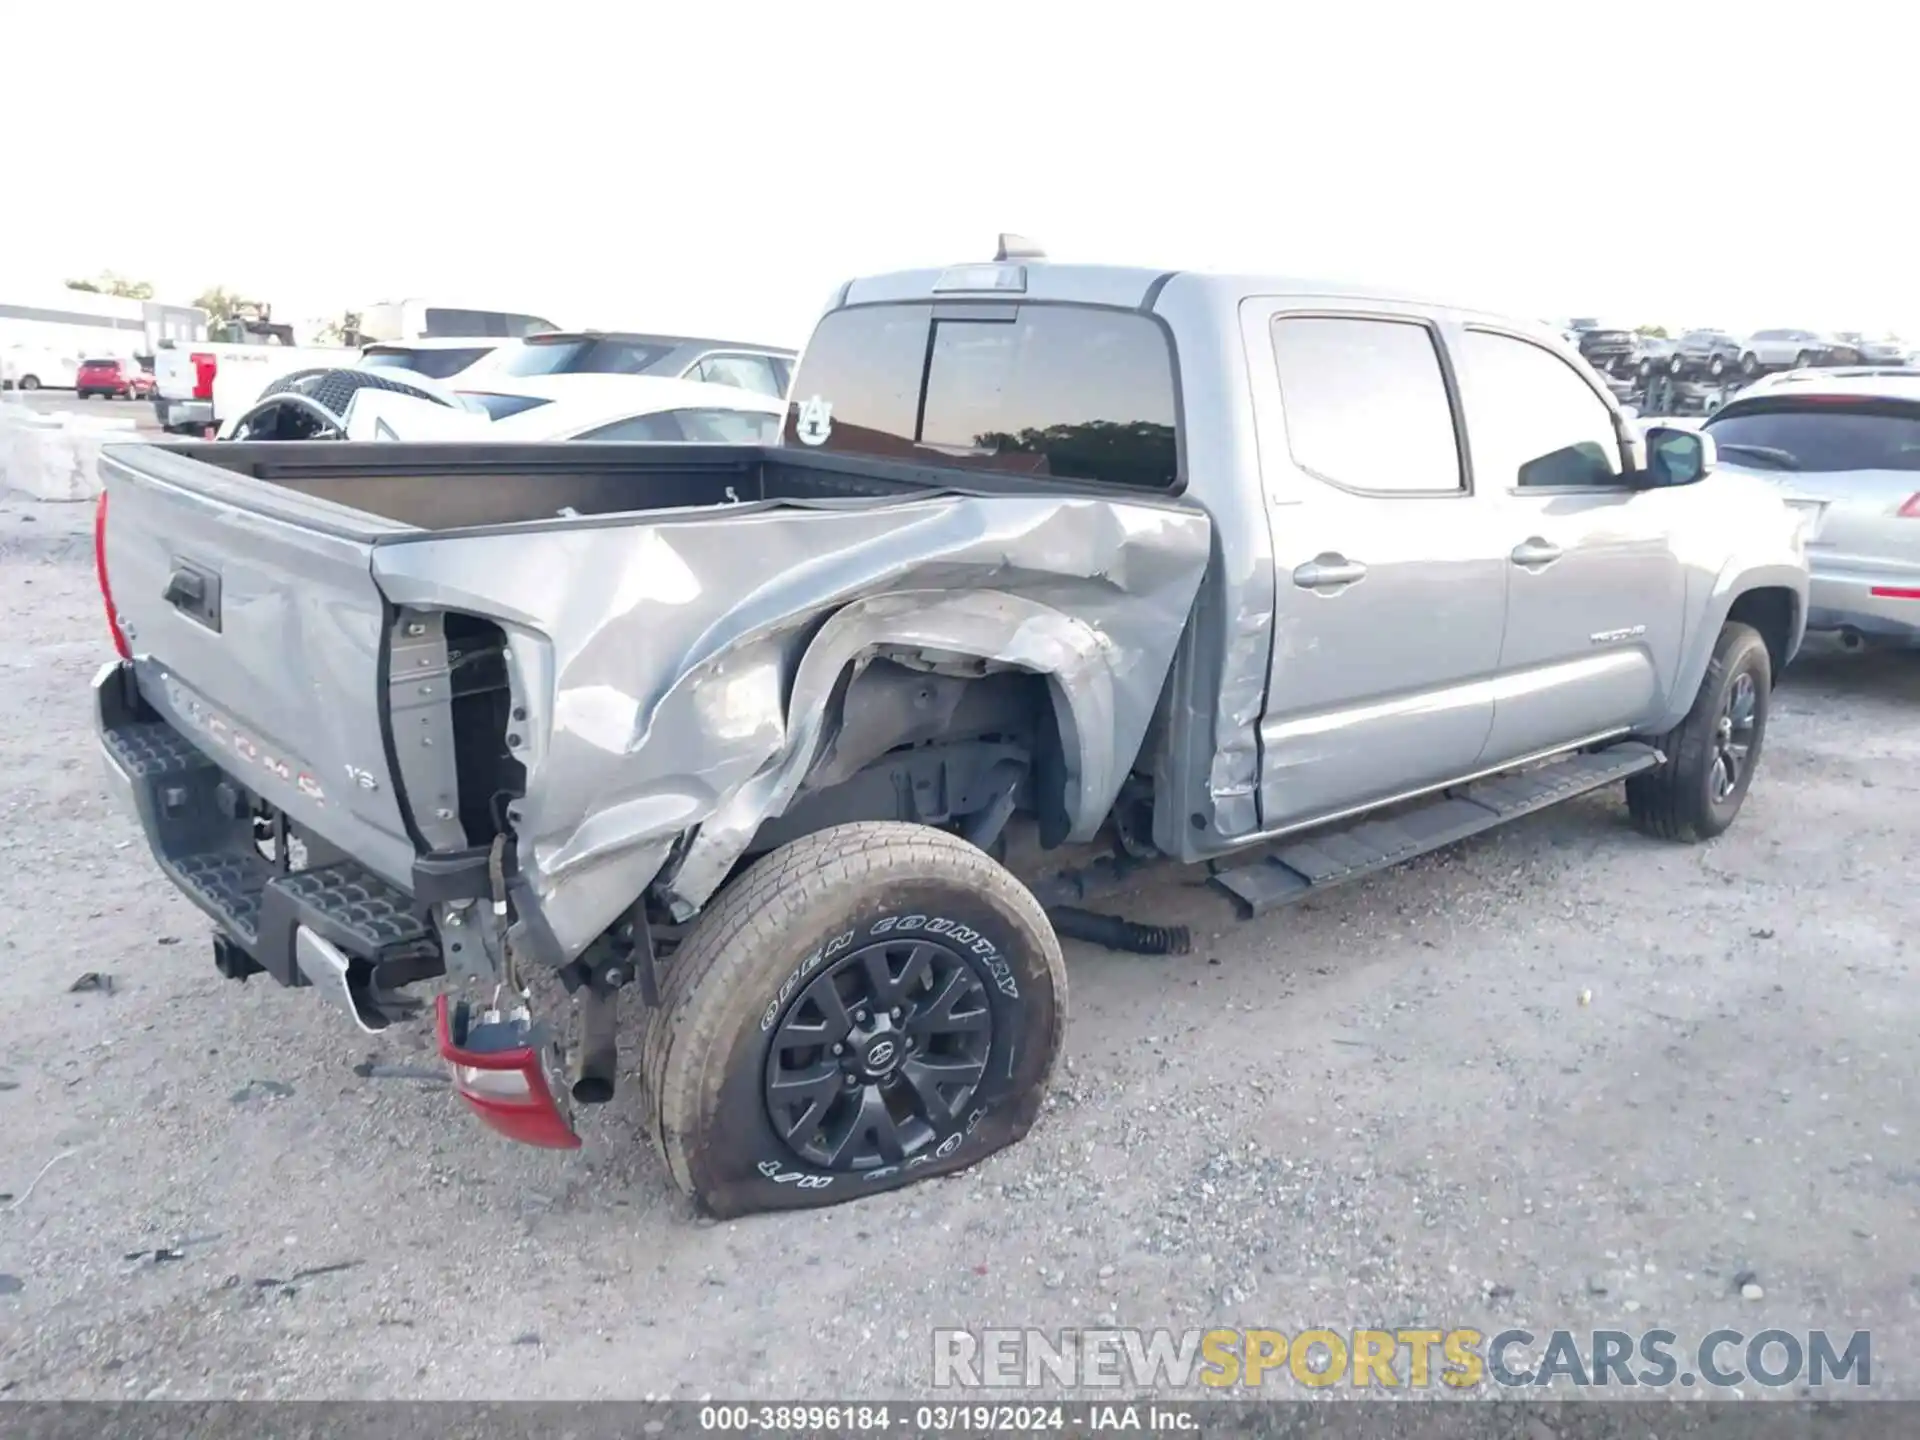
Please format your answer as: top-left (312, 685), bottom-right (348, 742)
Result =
top-left (92, 239), bottom-right (1809, 1216)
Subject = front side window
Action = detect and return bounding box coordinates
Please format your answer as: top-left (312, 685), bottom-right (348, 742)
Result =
top-left (784, 302), bottom-right (1179, 489)
top-left (1458, 329), bottom-right (1624, 489)
top-left (1269, 315), bottom-right (1464, 494)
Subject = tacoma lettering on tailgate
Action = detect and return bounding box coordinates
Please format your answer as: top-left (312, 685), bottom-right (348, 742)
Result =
top-left (160, 674), bottom-right (328, 804)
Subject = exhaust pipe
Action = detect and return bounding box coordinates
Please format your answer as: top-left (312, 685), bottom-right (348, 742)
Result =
top-left (569, 986), bottom-right (620, 1105)
top-left (1839, 627), bottom-right (1864, 651)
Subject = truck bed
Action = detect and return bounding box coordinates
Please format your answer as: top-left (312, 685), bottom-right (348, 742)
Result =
top-left (123, 440), bottom-right (960, 533)
top-left (94, 437), bottom-right (1214, 971)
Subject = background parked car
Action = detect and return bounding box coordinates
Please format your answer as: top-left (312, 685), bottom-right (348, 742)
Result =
top-left (460, 330), bottom-right (796, 399)
top-left (1701, 372), bottom-right (1920, 648)
top-left (442, 374), bottom-right (786, 441)
top-left (73, 356), bottom-right (152, 400)
top-left (1558, 317), bottom-right (1637, 373)
top-left (1672, 329), bottom-right (1745, 378)
top-left (1630, 334), bottom-right (1678, 378)
top-left (1740, 329), bottom-right (1841, 374)
top-left (1833, 332), bottom-right (1909, 365)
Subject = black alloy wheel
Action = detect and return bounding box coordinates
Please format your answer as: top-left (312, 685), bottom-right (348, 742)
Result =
top-left (764, 937), bottom-right (994, 1171)
top-left (1710, 670), bottom-right (1758, 804)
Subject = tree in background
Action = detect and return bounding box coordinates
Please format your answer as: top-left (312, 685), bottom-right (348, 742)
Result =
top-left (65, 273), bottom-right (156, 300)
top-left (313, 312), bottom-right (365, 347)
top-left (1635, 324), bottom-right (1669, 339)
top-left (193, 286), bottom-right (243, 324)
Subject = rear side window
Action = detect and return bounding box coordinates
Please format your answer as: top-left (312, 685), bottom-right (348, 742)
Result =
top-left (785, 302), bottom-right (1179, 490)
top-left (1457, 329), bottom-right (1623, 489)
top-left (577, 408), bottom-right (778, 443)
top-left (1705, 401), bottom-right (1920, 472)
top-left (575, 413), bottom-right (681, 442)
top-left (1269, 316), bottom-right (1463, 494)
top-left (673, 408), bottom-right (779, 443)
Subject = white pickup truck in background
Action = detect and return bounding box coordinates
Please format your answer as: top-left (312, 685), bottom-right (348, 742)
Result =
top-left (152, 315), bottom-right (356, 436)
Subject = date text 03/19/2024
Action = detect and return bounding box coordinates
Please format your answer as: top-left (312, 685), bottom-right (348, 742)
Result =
top-left (699, 1404), bottom-right (1195, 1433)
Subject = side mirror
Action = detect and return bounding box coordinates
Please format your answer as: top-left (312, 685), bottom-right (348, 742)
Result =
top-left (1641, 425), bottom-right (1715, 487)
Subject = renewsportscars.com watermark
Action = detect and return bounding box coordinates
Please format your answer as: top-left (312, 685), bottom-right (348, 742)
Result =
top-left (933, 1327), bottom-right (1873, 1392)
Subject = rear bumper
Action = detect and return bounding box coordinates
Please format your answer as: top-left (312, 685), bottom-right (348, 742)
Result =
top-left (154, 397), bottom-right (213, 430)
top-left (93, 660), bottom-right (442, 993)
top-left (1806, 556), bottom-right (1920, 641)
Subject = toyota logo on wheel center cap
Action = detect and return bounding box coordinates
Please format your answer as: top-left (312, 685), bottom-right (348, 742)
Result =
top-left (865, 1039), bottom-right (898, 1071)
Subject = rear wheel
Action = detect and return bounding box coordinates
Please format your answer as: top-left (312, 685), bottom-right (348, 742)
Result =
top-left (639, 822), bottom-right (1066, 1217)
top-left (1627, 622), bottom-right (1771, 842)
top-left (17, 375), bottom-right (39, 391)
top-left (1708, 354), bottom-right (1726, 378)
top-left (1795, 350), bottom-right (1813, 369)
top-left (1741, 352), bottom-right (1759, 376)
top-left (1668, 354), bottom-right (1685, 375)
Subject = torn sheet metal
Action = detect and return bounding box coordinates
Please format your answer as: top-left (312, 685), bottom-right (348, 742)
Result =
top-left (372, 492), bottom-right (1212, 959)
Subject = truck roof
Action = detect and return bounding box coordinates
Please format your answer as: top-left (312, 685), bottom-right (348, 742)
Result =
top-left (838, 256), bottom-right (1526, 331)
top-left (837, 257), bottom-right (1466, 314)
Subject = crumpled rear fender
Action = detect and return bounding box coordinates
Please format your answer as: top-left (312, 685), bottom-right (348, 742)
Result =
top-left (660, 588), bottom-right (1123, 917)
top-left (371, 491), bottom-right (1212, 960)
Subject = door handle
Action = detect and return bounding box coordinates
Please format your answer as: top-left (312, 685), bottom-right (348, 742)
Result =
top-left (1510, 538), bottom-right (1563, 568)
top-left (163, 558), bottom-right (222, 632)
top-left (1292, 555), bottom-right (1368, 590)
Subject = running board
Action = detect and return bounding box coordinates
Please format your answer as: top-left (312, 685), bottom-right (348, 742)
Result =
top-left (1210, 743), bottom-right (1663, 918)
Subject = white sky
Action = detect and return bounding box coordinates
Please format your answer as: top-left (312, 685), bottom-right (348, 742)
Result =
top-left (5, 4), bottom-right (1910, 346)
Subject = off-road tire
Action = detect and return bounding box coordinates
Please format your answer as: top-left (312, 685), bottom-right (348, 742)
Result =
top-left (638, 822), bottom-right (1067, 1218)
top-left (1627, 622), bottom-right (1771, 842)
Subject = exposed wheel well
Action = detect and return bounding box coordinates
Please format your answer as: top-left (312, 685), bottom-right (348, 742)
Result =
top-left (1726, 587), bottom-right (1797, 682)
top-left (742, 657), bottom-right (1069, 859)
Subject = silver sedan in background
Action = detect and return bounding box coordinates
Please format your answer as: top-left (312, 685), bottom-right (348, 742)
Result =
top-left (1701, 373), bottom-right (1920, 647)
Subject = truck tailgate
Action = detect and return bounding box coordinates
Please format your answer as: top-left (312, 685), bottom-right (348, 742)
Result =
top-left (98, 443), bottom-right (419, 888)
top-left (152, 348), bottom-right (199, 402)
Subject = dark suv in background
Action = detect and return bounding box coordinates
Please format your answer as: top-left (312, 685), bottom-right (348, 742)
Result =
top-left (1672, 329), bottom-right (1745, 379)
top-left (1564, 318), bottom-right (1637, 373)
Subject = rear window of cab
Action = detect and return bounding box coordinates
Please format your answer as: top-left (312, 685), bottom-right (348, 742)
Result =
top-left (783, 302), bottom-right (1180, 490)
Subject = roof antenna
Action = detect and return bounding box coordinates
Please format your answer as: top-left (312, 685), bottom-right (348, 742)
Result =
top-left (995, 233), bottom-right (1045, 262)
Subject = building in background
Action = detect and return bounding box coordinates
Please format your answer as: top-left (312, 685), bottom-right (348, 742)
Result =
top-left (0, 286), bottom-right (208, 389)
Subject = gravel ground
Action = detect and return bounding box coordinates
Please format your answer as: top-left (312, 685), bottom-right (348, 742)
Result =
top-left (0, 491), bottom-right (1915, 1404)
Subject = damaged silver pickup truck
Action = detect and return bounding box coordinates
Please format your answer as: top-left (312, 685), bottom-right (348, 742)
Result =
top-left (92, 239), bottom-right (1809, 1216)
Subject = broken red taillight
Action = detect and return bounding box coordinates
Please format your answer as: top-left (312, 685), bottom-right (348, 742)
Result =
top-left (93, 491), bottom-right (131, 660)
top-left (434, 994), bottom-right (580, 1149)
